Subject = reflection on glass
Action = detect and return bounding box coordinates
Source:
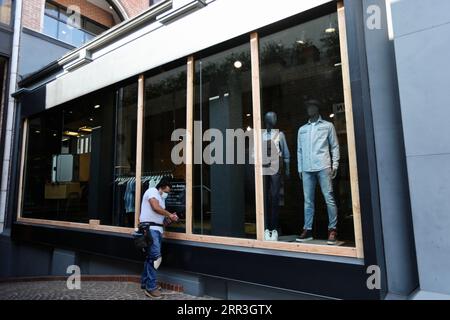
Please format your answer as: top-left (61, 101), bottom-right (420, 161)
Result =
top-left (193, 43), bottom-right (256, 239)
top-left (22, 89), bottom-right (119, 225)
top-left (0, 0), bottom-right (12, 25)
top-left (43, 15), bottom-right (59, 39)
top-left (42, 1), bottom-right (108, 47)
top-left (113, 83), bottom-right (138, 227)
top-left (143, 66), bottom-right (187, 233)
top-left (259, 13), bottom-right (355, 246)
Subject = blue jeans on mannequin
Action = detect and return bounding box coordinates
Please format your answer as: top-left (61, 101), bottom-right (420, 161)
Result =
top-left (302, 168), bottom-right (338, 230)
top-left (141, 229), bottom-right (162, 291)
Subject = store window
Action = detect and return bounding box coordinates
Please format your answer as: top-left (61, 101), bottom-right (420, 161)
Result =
top-left (0, 0), bottom-right (12, 26)
top-left (143, 66), bottom-right (187, 233)
top-left (112, 82), bottom-right (138, 227)
top-left (193, 43), bottom-right (256, 239)
top-left (258, 13), bottom-right (355, 246)
top-left (22, 84), bottom-right (138, 228)
top-left (43, 1), bottom-right (108, 47)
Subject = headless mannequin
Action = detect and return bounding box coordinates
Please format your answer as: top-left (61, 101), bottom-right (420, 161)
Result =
top-left (263, 112), bottom-right (290, 240)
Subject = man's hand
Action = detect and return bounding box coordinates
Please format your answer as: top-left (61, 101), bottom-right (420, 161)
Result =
top-left (331, 168), bottom-right (338, 179)
top-left (169, 213), bottom-right (179, 222)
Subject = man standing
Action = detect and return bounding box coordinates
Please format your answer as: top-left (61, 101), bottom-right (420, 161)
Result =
top-left (296, 100), bottom-right (340, 245)
top-left (140, 178), bottom-right (178, 298)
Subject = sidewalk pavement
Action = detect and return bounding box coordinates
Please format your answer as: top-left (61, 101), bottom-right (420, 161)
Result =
top-left (0, 280), bottom-right (216, 300)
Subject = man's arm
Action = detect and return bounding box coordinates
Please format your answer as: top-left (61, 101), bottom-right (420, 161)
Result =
top-left (149, 198), bottom-right (178, 221)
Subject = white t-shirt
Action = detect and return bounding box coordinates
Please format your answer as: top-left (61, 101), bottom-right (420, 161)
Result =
top-left (139, 187), bottom-right (165, 233)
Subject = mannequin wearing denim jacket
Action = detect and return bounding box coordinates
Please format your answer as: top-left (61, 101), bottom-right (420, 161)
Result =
top-left (297, 101), bottom-right (340, 240)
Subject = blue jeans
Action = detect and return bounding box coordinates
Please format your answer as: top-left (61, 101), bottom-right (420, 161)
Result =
top-left (302, 168), bottom-right (338, 230)
top-left (141, 229), bottom-right (162, 291)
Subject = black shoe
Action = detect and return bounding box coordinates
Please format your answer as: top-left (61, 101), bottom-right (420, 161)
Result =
top-left (296, 229), bottom-right (313, 242)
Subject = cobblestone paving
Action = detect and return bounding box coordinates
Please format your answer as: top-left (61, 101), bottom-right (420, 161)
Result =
top-left (0, 281), bottom-right (216, 300)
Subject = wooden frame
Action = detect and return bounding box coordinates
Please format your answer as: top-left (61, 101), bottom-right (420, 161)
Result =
top-left (16, 119), bottom-right (28, 219)
top-left (185, 56), bottom-right (194, 235)
top-left (250, 32), bottom-right (266, 242)
top-left (134, 75), bottom-right (145, 229)
top-left (16, 3), bottom-right (364, 259)
top-left (338, 1), bottom-right (364, 258)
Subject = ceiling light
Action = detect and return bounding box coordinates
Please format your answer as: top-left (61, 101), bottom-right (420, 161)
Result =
top-left (246, 126), bottom-right (252, 132)
top-left (246, 113), bottom-right (251, 117)
top-left (94, 104), bottom-right (100, 109)
top-left (325, 27), bottom-right (336, 33)
top-left (296, 40), bottom-right (305, 45)
top-left (63, 131), bottom-right (80, 137)
top-left (330, 114), bottom-right (335, 118)
top-left (89, 118), bottom-right (94, 122)
top-left (79, 126), bottom-right (92, 133)
top-left (234, 61), bottom-right (242, 69)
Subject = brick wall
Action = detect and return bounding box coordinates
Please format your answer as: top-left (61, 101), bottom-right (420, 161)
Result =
top-left (53, 0), bottom-right (114, 27)
top-left (22, 0), bottom-right (45, 31)
top-left (124, 0), bottom-right (150, 18)
top-left (22, 0), bottom-right (150, 33)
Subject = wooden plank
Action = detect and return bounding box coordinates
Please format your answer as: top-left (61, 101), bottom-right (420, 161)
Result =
top-left (185, 56), bottom-right (194, 235)
top-left (16, 215), bottom-right (356, 257)
top-left (17, 217), bottom-right (134, 234)
top-left (89, 219), bottom-right (101, 226)
top-left (250, 32), bottom-right (265, 242)
top-left (164, 232), bottom-right (357, 258)
top-left (16, 119), bottom-right (29, 219)
top-left (135, 75), bottom-right (145, 229)
top-left (338, 1), bottom-right (364, 259)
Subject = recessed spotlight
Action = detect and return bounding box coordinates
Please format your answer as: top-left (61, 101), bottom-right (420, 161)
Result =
top-left (330, 114), bottom-right (335, 118)
top-left (94, 105), bottom-right (101, 109)
top-left (246, 126), bottom-right (252, 132)
top-left (246, 113), bottom-right (252, 117)
top-left (234, 61), bottom-right (242, 69)
top-left (296, 40), bottom-right (305, 45)
top-left (89, 118), bottom-right (94, 121)
top-left (325, 27), bottom-right (336, 33)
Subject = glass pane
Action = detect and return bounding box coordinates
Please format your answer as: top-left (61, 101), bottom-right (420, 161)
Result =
top-left (22, 90), bottom-right (116, 224)
top-left (58, 21), bottom-right (85, 47)
top-left (0, 0), bottom-right (12, 25)
top-left (259, 13), bottom-right (355, 246)
top-left (59, 91), bottom-right (116, 223)
top-left (143, 66), bottom-right (187, 233)
top-left (44, 2), bottom-right (59, 18)
top-left (112, 83), bottom-right (138, 228)
top-left (43, 15), bottom-right (59, 39)
top-left (84, 20), bottom-right (107, 36)
top-left (22, 109), bottom-right (63, 220)
top-left (193, 43), bottom-right (256, 239)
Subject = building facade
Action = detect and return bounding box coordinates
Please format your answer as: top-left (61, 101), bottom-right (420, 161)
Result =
top-left (0, 0), bottom-right (153, 233)
top-left (0, 0), bottom-right (449, 300)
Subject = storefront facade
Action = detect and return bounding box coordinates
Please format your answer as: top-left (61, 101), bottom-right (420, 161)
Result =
top-left (2, 0), bottom-right (421, 299)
